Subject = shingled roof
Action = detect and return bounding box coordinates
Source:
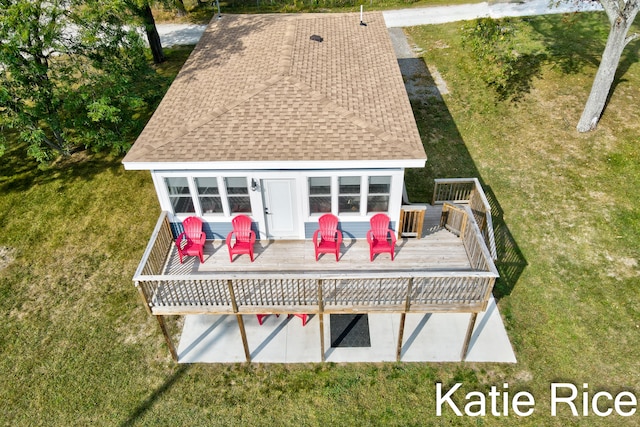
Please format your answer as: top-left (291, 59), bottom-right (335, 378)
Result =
top-left (122, 13), bottom-right (426, 169)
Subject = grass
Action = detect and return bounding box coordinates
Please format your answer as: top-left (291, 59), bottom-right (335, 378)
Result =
top-left (1, 12), bottom-right (639, 426)
top-left (151, 0), bottom-right (481, 24)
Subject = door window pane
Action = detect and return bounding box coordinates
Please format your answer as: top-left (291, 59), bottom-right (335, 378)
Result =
top-left (225, 177), bottom-right (252, 214)
top-left (165, 177), bottom-right (195, 214)
top-left (196, 177), bottom-right (222, 214)
top-left (308, 177), bottom-right (331, 214)
top-left (338, 176), bottom-right (360, 214)
top-left (368, 176), bottom-right (391, 213)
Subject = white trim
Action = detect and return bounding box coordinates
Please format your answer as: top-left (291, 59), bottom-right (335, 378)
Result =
top-left (123, 158), bottom-right (426, 171)
top-left (359, 175), bottom-right (368, 216)
top-left (151, 168), bottom-right (407, 228)
top-left (218, 176), bottom-right (231, 217)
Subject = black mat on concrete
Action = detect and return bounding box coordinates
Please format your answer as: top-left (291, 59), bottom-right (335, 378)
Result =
top-left (330, 314), bottom-right (371, 348)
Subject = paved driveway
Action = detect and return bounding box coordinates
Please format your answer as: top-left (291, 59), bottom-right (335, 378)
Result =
top-left (155, 0), bottom-right (603, 47)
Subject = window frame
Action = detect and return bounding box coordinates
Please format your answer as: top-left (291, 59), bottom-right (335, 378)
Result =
top-left (155, 173), bottom-right (255, 220)
top-left (304, 172), bottom-right (399, 219)
top-left (164, 176), bottom-right (196, 215)
top-left (338, 176), bottom-right (363, 216)
top-left (367, 175), bottom-right (392, 214)
top-left (194, 176), bottom-right (224, 216)
top-left (308, 176), bottom-right (332, 215)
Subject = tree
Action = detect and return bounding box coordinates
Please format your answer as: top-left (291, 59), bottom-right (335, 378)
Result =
top-left (126, 0), bottom-right (165, 64)
top-left (126, 0), bottom-right (193, 64)
top-left (576, 0), bottom-right (639, 132)
top-left (0, 0), bottom-right (166, 162)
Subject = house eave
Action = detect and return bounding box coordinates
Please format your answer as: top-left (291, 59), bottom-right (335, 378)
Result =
top-left (122, 158), bottom-right (427, 171)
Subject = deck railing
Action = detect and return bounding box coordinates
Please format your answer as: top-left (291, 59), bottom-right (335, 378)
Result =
top-left (133, 211), bottom-right (498, 316)
top-left (136, 274), bottom-right (497, 315)
top-left (399, 204), bottom-right (427, 238)
top-left (433, 178), bottom-right (497, 260)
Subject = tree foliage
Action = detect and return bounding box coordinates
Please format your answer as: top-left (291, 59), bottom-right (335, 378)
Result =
top-left (0, 0), bottom-right (167, 162)
top-left (461, 18), bottom-right (547, 102)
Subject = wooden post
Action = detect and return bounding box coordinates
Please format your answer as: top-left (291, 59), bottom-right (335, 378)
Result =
top-left (136, 282), bottom-right (153, 315)
top-left (228, 280), bottom-right (251, 363)
top-left (156, 315), bottom-right (178, 362)
top-left (318, 279), bottom-right (325, 362)
top-left (235, 314), bottom-right (251, 363)
top-left (396, 278), bottom-right (413, 361)
top-left (396, 313), bottom-right (406, 362)
top-left (460, 312), bottom-right (478, 361)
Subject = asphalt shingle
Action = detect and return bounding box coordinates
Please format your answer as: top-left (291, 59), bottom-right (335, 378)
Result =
top-left (123, 13), bottom-right (426, 166)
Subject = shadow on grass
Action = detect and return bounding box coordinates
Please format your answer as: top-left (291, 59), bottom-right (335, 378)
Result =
top-left (401, 56), bottom-right (527, 299)
top-left (529, 12), bottom-right (640, 88)
top-left (528, 13), bottom-right (609, 75)
top-left (482, 186), bottom-right (528, 299)
top-left (0, 146), bottom-right (122, 195)
top-left (120, 364), bottom-right (191, 427)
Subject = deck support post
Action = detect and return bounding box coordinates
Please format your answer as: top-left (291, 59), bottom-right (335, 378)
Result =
top-left (235, 314), bottom-right (251, 363)
top-left (460, 312), bottom-right (478, 361)
top-left (396, 313), bottom-right (406, 362)
top-left (156, 315), bottom-right (178, 362)
top-left (318, 280), bottom-right (325, 362)
top-left (228, 280), bottom-right (251, 363)
top-left (397, 278), bottom-right (413, 361)
top-left (136, 283), bottom-right (153, 316)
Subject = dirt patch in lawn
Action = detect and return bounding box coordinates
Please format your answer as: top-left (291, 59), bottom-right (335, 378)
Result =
top-left (0, 246), bottom-right (16, 271)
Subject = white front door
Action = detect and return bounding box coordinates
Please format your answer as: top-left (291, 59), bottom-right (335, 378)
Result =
top-left (262, 179), bottom-right (300, 239)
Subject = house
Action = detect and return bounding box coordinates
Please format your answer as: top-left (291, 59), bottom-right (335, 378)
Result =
top-left (122, 12), bottom-right (426, 239)
top-left (125, 13), bottom-right (507, 363)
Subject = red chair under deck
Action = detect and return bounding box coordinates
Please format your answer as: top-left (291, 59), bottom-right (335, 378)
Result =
top-left (313, 213), bottom-right (343, 261)
top-left (290, 314), bottom-right (309, 326)
top-left (256, 314), bottom-right (278, 325)
top-left (256, 314), bottom-right (308, 326)
top-left (366, 213), bottom-right (397, 261)
top-left (226, 214), bottom-right (256, 262)
top-left (175, 216), bottom-right (206, 264)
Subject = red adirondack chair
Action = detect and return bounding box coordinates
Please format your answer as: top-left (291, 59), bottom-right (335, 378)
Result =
top-left (256, 313), bottom-right (308, 326)
top-left (175, 216), bottom-right (206, 263)
top-left (313, 213), bottom-right (343, 261)
top-left (226, 214), bottom-right (256, 262)
top-left (366, 213), bottom-right (396, 261)
top-left (256, 314), bottom-right (278, 325)
top-left (290, 314), bottom-right (309, 326)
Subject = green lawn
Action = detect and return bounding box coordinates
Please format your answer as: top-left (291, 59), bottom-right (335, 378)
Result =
top-left (1, 12), bottom-right (639, 426)
top-left (152, 0), bottom-right (482, 23)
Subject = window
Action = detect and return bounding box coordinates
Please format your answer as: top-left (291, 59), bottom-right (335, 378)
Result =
top-left (368, 176), bottom-right (391, 213)
top-left (163, 175), bottom-right (253, 216)
top-left (338, 176), bottom-right (360, 214)
top-left (195, 177), bottom-right (222, 214)
top-left (308, 177), bottom-right (331, 214)
top-left (225, 177), bottom-right (251, 214)
top-left (165, 177), bottom-right (195, 214)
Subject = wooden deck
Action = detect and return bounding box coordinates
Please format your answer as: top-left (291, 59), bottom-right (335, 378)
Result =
top-left (135, 203), bottom-right (498, 318)
top-left (164, 205), bottom-right (472, 276)
top-left (133, 179), bottom-right (502, 362)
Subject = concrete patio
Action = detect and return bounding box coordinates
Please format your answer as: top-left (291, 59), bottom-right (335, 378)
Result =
top-left (176, 297), bottom-right (516, 364)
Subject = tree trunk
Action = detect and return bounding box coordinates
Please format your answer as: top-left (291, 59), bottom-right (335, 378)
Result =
top-left (141, 4), bottom-right (165, 64)
top-left (175, 0), bottom-right (187, 17)
top-left (576, 1), bottom-right (639, 132)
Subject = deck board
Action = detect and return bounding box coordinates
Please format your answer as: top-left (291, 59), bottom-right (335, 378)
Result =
top-left (164, 205), bottom-right (472, 275)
